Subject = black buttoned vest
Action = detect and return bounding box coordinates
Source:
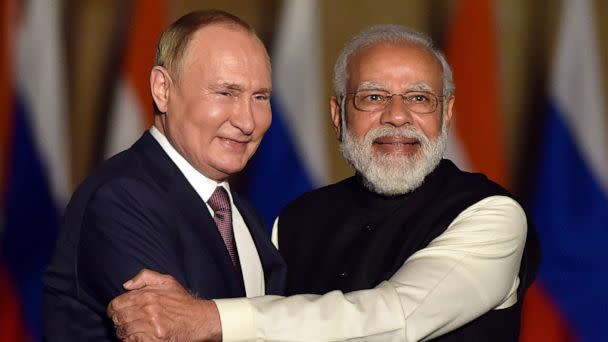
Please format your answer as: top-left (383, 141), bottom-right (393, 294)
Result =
top-left (278, 160), bottom-right (539, 341)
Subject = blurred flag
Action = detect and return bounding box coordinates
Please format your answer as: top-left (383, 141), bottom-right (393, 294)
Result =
top-left (444, 0), bottom-right (509, 188)
top-left (104, 0), bottom-right (166, 158)
top-left (1, 1), bottom-right (69, 341)
top-left (244, 0), bottom-right (328, 225)
top-left (522, 0), bottom-right (608, 341)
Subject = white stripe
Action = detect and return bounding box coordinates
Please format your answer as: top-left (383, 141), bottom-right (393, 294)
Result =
top-left (15, 0), bottom-right (69, 205)
top-left (104, 80), bottom-right (146, 158)
top-left (273, 0), bottom-right (328, 186)
top-left (445, 124), bottom-right (471, 172)
top-left (551, 0), bottom-right (608, 192)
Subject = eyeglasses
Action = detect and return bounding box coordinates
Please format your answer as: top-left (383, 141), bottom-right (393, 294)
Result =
top-left (345, 90), bottom-right (444, 114)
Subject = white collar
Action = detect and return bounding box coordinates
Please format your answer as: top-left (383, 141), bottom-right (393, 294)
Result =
top-left (149, 126), bottom-right (232, 203)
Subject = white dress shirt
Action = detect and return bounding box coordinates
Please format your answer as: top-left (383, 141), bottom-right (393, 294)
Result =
top-left (149, 127), bottom-right (265, 297)
top-left (214, 195), bottom-right (526, 341)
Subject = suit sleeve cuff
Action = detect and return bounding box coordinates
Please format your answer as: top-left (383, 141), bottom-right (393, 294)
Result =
top-left (213, 298), bottom-right (256, 342)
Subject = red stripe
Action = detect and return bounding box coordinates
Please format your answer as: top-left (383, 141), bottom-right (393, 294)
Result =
top-left (520, 282), bottom-right (579, 342)
top-left (0, 266), bottom-right (31, 342)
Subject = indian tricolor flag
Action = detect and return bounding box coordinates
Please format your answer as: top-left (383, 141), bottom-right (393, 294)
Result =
top-left (444, 0), bottom-right (509, 188)
top-left (105, 0), bottom-right (167, 158)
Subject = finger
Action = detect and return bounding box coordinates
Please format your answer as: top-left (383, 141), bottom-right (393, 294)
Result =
top-left (108, 289), bottom-right (146, 315)
top-left (110, 304), bottom-right (151, 326)
top-left (123, 332), bottom-right (161, 342)
top-left (115, 318), bottom-right (157, 339)
top-left (123, 269), bottom-right (173, 290)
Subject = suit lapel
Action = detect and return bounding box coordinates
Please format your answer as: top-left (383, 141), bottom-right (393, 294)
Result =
top-left (132, 132), bottom-right (245, 296)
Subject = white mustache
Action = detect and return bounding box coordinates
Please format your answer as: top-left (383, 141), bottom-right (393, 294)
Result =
top-left (363, 126), bottom-right (429, 146)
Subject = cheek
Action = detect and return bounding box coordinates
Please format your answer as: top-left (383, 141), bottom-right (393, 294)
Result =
top-left (416, 115), bottom-right (443, 139)
top-left (182, 106), bottom-right (229, 142)
top-left (253, 110), bottom-right (272, 137)
top-left (347, 112), bottom-right (378, 138)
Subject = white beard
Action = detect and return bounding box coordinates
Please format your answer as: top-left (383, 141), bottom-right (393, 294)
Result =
top-left (340, 123), bottom-right (447, 196)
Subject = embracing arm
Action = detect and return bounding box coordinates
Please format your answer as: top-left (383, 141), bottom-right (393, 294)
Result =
top-left (215, 195), bottom-right (527, 341)
top-left (109, 195), bottom-right (526, 341)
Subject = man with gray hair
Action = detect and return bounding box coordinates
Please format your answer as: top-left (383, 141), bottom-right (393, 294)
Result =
top-left (109, 24), bottom-right (539, 342)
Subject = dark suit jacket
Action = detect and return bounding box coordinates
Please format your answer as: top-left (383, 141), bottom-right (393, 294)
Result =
top-left (43, 132), bottom-right (286, 341)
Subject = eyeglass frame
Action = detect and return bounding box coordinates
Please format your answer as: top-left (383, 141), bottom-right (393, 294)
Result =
top-left (340, 89), bottom-right (446, 114)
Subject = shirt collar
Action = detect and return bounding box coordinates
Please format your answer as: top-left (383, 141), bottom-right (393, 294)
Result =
top-left (149, 126), bottom-right (232, 203)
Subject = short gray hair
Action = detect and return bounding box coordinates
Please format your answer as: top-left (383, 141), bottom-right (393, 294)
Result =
top-left (333, 25), bottom-right (455, 98)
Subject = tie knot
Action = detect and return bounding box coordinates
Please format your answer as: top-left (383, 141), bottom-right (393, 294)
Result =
top-left (208, 186), bottom-right (231, 213)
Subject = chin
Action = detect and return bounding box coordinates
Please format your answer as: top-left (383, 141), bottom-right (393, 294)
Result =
top-left (214, 162), bottom-right (247, 176)
top-left (373, 150), bottom-right (422, 163)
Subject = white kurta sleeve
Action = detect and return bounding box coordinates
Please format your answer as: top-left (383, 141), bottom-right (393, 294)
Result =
top-left (214, 195), bottom-right (527, 342)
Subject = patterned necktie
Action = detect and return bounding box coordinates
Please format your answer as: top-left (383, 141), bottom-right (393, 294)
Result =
top-left (208, 186), bottom-right (240, 268)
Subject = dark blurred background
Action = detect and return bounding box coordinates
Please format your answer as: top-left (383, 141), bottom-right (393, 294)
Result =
top-left (1, 0), bottom-right (607, 341)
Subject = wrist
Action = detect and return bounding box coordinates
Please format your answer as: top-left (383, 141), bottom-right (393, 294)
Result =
top-left (193, 299), bottom-right (222, 342)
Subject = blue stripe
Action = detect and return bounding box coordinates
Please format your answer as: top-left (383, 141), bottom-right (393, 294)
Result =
top-left (243, 96), bottom-right (314, 228)
top-left (2, 95), bottom-right (61, 341)
top-left (531, 102), bottom-right (608, 341)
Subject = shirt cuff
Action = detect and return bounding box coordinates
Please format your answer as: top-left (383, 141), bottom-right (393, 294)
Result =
top-left (213, 298), bottom-right (257, 342)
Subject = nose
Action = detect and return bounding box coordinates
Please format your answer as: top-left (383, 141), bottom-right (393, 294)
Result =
top-left (380, 94), bottom-right (413, 127)
top-left (231, 98), bottom-right (255, 135)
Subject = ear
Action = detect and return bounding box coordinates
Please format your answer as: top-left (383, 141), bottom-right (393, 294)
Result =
top-left (330, 96), bottom-right (342, 141)
top-left (443, 96), bottom-right (455, 130)
top-left (150, 66), bottom-right (171, 114)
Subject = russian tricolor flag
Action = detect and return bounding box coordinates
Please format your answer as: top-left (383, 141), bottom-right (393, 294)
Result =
top-left (244, 0), bottom-right (328, 226)
top-left (522, 0), bottom-right (608, 341)
top-left (1, 1), bottom-right (68, 341)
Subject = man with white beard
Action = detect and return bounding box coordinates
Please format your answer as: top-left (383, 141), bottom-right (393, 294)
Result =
top-left (108, 25), bottom-right (539, 342)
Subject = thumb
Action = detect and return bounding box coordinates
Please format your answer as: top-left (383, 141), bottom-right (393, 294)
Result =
top-left (123, 268), bottom-right (170, 290)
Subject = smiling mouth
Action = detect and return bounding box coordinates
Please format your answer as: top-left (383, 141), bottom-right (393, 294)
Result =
top-left (373, 136), bottom-right (420, 146)
top-left (219, 137), bottom-right (250, 144)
